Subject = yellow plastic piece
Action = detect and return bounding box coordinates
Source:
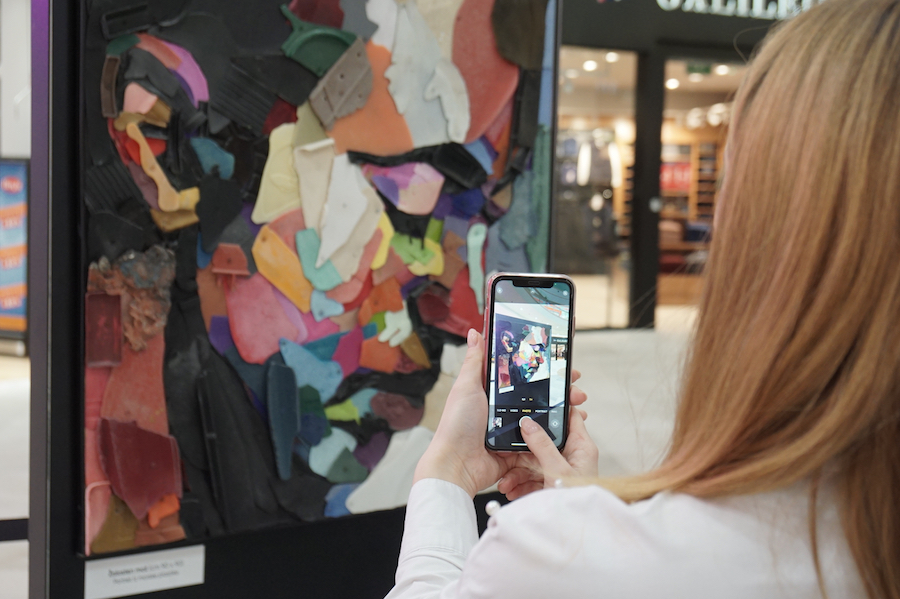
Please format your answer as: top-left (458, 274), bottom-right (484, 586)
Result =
top-left (125, 122), bottom-right (198, 212)
top-left (251, 225), bottom-right (313, 312)
top-left (324, 399), bottom-right (361, 423)
top-left (370, 212), bottom-right (395, 270)
top-left (150, 208), bottom-right (199, 232)
top-left (408, 238), bottom-right (444, 276)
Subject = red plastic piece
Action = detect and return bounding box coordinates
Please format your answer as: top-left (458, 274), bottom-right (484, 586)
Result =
top-left (263, 98), bottom-right (300, 136)
top-left (101, 334), bottom-right (169, 436)
top-left (125, 136), bottom-right (166, 165)
top-left (433, 266), bottom-right (484, 337)
top-left (334, 327), bottom-right (364, 376)
top-left (416, 285), bottom-right (452, 324)
top-left (85, 367), bottom-right (112, 431)
top-left (452, 0), bottom-right (520, 143)
top-left (288, 0), bottom-right (344, 28)
top-left (85, 293), bottom-right (123, 367)
top-left (371, 392), bottom-right (424, 430)
top-left (98, 418), bottom-right (183, 521)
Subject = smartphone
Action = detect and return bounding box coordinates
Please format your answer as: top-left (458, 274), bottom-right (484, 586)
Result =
top-left (483, 273), bottom-right (575, 452)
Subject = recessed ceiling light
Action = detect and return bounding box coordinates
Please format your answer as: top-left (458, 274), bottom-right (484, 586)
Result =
top-left (714, 64), bottom-right (731, 76)
top-left (688, 73), bottom-right (704, 83)
top-left (583, 60), bottom-right (598, 72)
top-left (605, 52), bottom-right (620, 63)
top-left (666, 78), bottom-right (680, 90)
top-left (565, 69), bottom-right (580, 79)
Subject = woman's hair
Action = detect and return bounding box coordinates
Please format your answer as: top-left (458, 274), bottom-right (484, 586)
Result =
top-left (604, 1), bottom-right (900, 597)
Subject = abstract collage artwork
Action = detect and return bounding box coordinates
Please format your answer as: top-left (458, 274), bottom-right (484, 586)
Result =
top-left (82, 0), bottom-right (556, 555)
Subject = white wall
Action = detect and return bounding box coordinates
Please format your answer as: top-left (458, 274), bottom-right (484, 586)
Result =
top-left (0, 0), bottom-right (32, 158)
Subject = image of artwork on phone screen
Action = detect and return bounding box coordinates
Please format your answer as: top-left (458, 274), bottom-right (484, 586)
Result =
top-left (487, 280), bottom-right (570, 449)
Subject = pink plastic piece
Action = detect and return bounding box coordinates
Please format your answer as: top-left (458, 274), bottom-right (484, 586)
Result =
top-left (227, 273), bottom-right (301, 364)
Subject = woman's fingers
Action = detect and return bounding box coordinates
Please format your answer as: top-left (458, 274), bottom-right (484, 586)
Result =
top-left (571, 369), bottom-right (582, 384)
top-left (570, 385), bottom-right (587, 406)
top-left (504, 481), bottom-right (544, 501)
top-left (497, 466), bottom-right (540, 494)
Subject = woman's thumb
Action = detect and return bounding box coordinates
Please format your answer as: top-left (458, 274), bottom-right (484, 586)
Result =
top-left (520, 416), bottom-right (568, 476)
top-left (456, 329), bottom-right (485, 387)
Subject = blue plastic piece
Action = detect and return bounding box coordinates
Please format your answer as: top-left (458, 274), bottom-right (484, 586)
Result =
top-left (190, 137), bottom-right (236, 179)
top-left (267, 362), bottom-right (300, 480)
top-left (280, 339), bottom-right (343, 402)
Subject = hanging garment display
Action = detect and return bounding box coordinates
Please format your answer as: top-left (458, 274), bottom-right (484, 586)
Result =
top-left (80, 0), bottom-right (556, 555)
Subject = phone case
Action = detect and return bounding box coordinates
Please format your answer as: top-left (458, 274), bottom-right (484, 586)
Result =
top-left (483, 273), bottom-right (575, 452)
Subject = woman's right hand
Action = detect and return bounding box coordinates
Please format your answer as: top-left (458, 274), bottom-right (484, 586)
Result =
top-left (497, 401), bottom-right (600, 500)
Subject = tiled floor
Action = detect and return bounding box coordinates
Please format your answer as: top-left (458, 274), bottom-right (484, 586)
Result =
top-left (0, 307), bottom-right (694, 597)
top-left (0, 356), bottom-right (30, 599)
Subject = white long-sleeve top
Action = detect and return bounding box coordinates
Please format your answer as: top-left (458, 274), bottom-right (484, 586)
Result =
top-left (386, 478), bottom-right (864, 599)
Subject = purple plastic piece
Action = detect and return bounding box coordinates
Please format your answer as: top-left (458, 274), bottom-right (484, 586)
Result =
top-left (353, 431), bottom-right (390, 471)
top-left (161, 41), bottom-right (209, 104)
top-left (209, 316), bottom-right (235, 355)
top-left (240, 203), bottom-right (263, 238)
top-left (401, 276), bottom-right (428, 299)
top-left (432, 194), bottom-right (453, 220)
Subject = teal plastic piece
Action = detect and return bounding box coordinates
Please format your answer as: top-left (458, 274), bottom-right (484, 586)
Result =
top-left (106, 34), bottom-right (140, 56)
top-left (280, 5), bottom-right (357, 77)
top-left (190, 138), bottom-right (236, 180)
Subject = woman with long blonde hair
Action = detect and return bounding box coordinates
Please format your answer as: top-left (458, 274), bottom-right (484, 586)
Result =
top-left (386, 0), bottom-right (900, 597)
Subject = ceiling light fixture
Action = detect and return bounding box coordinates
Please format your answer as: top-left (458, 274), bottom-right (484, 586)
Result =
top-left (688, 73), bottom-right (704, 83)
top-left (666, 78), bottom-right (680, 90)
top-left (583, 60), bottom-right (598, 72)
top-left (605, 52), bottom-right (620, 63)
top-left (565, 68), bottom-right (580, 79)
top-left (714, 64), bottom-right (730, 76)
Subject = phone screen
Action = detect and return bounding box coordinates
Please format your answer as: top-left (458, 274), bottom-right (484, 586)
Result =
top-left (486, 278), bottom-right (573, 450)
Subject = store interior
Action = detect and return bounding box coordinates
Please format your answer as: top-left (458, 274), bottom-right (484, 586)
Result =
top-left (555, 47), bottom-right (745, 329)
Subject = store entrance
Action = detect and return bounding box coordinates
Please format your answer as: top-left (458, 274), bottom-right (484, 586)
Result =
top-left (554, 47), bottom-right (636, 329)
top-left (656, 58), bottom-right (746, 317)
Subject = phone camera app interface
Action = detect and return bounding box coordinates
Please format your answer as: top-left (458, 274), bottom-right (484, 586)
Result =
top-left (487, 280), bottom-right (571, 449)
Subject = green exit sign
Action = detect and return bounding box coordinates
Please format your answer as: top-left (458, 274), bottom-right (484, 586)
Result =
top-left (686, 63), bottom-right (712, 75)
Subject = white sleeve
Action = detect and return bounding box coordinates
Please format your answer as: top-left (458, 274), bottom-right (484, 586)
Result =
top-left (385, 480), bottom-right (598, 599)
top-left (385, 478), bottom-right (480, 599)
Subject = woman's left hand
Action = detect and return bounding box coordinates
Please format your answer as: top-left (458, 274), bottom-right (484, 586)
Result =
top-left (413, 329), bottom-right (588, 499)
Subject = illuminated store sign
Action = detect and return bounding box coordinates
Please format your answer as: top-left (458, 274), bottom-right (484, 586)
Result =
top-left (656, 0), bottom-right (828, 20)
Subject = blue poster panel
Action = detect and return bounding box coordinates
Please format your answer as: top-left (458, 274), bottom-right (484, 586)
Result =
top-left (0, 160), bottom-right (28, 335)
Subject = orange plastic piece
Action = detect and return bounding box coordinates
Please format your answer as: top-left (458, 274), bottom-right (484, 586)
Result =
top-left (401, 333), bottom-right (432, 369)
top-left (329, 42), bottom-right (415, 156)
top-left (135, 34), bottom-right (182, 69)
top-left (357, 277), bottom-right (403, 326)
top-left (359, 337), bottom-right (401, 373)
top-left (252, 225), bottom-right (313, 313)
top-left (196, 265), bottom-right (228, 330)
top-left (211, 243), bottom-right (250, 276)
top-left (147, 494), bottom-right (180, 529)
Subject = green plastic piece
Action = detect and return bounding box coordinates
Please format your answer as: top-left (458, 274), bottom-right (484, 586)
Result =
top-left (370, 312), bottom-right (387, 333)
top-left (326, 448), bottom-right (369, 484)
top-left (391, 233), bottom-right (435, 265)
top-left (107, 34), bottom-right (140, 56)
top-left (280, 5), bottom-right (357, 77)
top-left (298, 385), bottom-right (332, 435)
top-left (324, 399), bottom-right (361, 423)
top-left (425, 218), bottom-right (444, 245)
